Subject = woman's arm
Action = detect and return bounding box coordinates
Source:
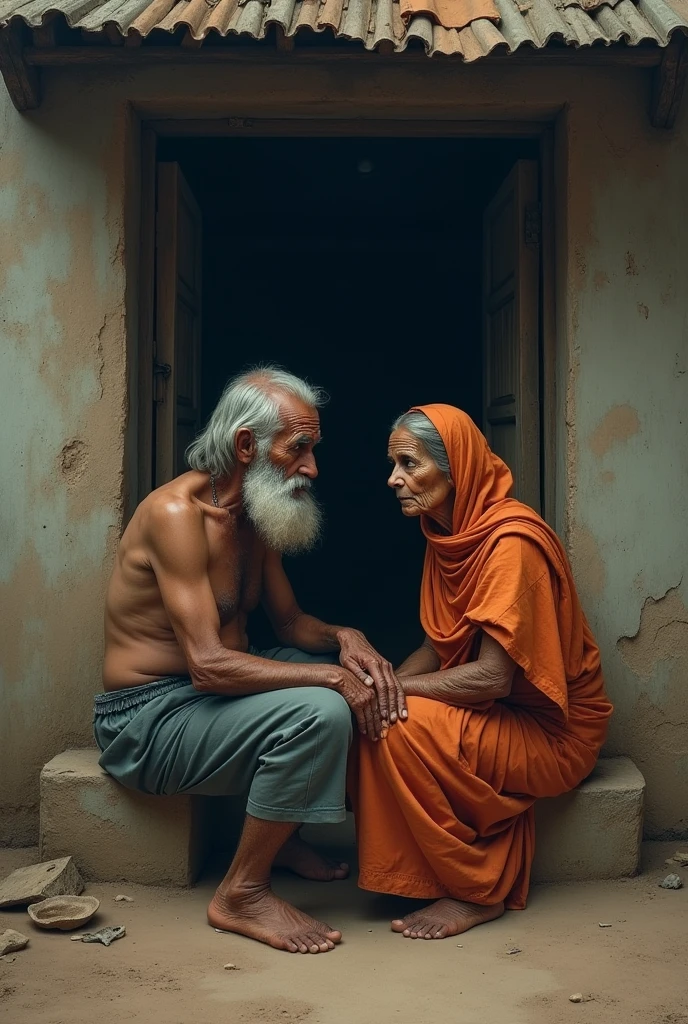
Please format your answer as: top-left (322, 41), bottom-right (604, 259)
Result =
top-left (396, 635), bottom-right (441, 677)
top-left (400, 631), bottom-right (516, 706)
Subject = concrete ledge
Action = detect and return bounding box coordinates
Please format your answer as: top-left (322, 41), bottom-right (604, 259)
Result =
top-left (532, 756), bottom-right (645, 883)
top-left (40, 751), bottom-right (644, 888)
top-left (39, 750), bottom-right (210, 886)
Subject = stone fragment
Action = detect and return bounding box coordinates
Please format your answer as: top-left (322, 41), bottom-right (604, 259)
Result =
top-left (665, 851), bottom-right (688, 867)
top-left (78, 925), bottom-right (126, 946)
top-left (0, 930), bottom-right (29, 956)
top-left (598, 922), bottom-right (612, 927)
top-left (114, 895), bottom-right (134, 902)
top-left (569, 994), bottom-right (584, 1003)
top-left (224, 963), bottom-right (239, 970)
top-left (0, 858), bottom-right (84, 908)
top-left (507, 947), bottom-right (522, 955)
top-left (0, 955), bottom-right (16, 963)
top-left (659, 873), bottom-right (683, 890)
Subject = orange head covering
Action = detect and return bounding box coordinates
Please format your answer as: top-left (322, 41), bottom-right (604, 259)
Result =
top-left (406, 404), bottom-right (608, 721)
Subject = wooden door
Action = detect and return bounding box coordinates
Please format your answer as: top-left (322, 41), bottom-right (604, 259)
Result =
top-left (154, 162), bottom-right (202, 486)
top-left (482, 160), bottom-right (541, 511)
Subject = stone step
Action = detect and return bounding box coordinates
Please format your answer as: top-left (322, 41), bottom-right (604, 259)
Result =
top-left (305, 756), bottom-right (645, 884)
top-left (40, 751), bottom-right (644, 887)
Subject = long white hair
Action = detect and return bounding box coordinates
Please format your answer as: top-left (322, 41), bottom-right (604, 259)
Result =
top-left (186, 365), bottom-right (327, 478)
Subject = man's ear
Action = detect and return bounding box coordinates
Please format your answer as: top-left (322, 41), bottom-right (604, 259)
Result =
top-left (235, 427), bottom-right (256, 466)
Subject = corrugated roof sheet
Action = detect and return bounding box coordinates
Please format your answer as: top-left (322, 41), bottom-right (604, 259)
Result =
top-left (1, 0), bottom-right (687, 57)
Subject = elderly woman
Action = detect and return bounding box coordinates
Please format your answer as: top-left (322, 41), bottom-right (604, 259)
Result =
top-left (352, 404), bottom-right (612, 939)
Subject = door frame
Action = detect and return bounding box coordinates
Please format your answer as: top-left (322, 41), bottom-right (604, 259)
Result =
top-left (132, 116), bottom-right (558, 523)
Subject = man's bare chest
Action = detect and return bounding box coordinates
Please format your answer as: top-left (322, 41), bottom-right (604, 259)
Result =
top-left (206, 524), bottom-right (263, 626)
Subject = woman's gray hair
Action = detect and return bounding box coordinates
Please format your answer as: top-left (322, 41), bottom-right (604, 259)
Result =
top-left (186, 365), bottom-right (327, 478)
top-left (392, 411), bottom-right (451, 475)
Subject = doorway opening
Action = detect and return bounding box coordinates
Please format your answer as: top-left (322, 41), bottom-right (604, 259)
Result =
top-left (150, 134), bottom-right (543, 664)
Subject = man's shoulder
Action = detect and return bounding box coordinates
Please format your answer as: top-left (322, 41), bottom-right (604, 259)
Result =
top-left (137, 483), bottom-right (205, 543)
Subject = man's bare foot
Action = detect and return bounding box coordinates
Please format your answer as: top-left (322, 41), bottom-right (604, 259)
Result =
top-left (208, 885), bottom-right (342, 953)
top-left (273, 834), bottom-right (349, 881)
top-left (391, 898), bottom-right (505, 939)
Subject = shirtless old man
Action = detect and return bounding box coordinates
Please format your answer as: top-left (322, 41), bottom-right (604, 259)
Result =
top-left (95, 366), bottom-right (406, 953)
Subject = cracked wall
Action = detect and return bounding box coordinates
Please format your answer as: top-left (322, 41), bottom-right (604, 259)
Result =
top-left (0, 61), bottom-right (687, 840)
top-left (566, 83), bottom-right (688, 837)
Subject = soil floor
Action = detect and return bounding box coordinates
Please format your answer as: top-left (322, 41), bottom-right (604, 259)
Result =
top-left (1, 842), bottom-right (686, 1024)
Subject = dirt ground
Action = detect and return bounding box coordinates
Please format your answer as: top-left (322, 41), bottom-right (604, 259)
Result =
top-left (1, 842), bottom-right (686, 1024)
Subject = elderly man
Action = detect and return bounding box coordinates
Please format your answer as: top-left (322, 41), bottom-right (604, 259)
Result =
top-left (95, 366), bottom-right (405, 954)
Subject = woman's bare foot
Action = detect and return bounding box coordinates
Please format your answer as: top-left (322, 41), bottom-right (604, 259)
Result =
top-left (273, 834), bottom-right (349, 881)
top-left (391, 898), bottom-right (505, 939)
top-left (208, 884), bottom-right (342, 953)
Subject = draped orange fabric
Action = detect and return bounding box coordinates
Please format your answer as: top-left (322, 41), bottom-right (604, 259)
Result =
top-left (352, 405), bottom-right (612, 910)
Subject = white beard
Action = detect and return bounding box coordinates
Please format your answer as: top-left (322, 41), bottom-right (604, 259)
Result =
top-left (242, 454), bottom-right (323, 555)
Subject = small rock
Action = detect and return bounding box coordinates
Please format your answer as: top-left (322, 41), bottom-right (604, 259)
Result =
top-left (0, 930), bottom-right (29, 957)
top-left (0, 858), bottom-right (84, 909)
top-left (0, 955), bottom-right (17, 964)
top-left (659, 873), bottom-right (683, 890)
top-left (114, 895), bottom-right (134, 902)
top-left (224, 963), bottom-right (239, 970)
top-left (367, 929), bottom-right (373, 933)
top-left (78, 925), bottom-right (126, 946)
top-left (506, 947), bottom-right (522, 955)
top-left (665, 851), bottom-right (688, 867)
top-left (598, 922), bottom-right (612, 928)
top-left (456, 944), bottom-right (463, 948)
top-left (569, 994), bottom-right (584, 1003)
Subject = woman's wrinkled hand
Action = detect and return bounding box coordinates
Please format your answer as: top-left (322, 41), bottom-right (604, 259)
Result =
top-left (337, 628), bottom-right (408, 728)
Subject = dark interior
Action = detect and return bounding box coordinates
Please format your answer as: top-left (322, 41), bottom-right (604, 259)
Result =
top-left (161, 137), bottom-right (538, 664)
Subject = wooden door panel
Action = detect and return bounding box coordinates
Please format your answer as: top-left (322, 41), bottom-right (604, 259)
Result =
top-left (483, 160), bottom-right (540, 511)
top-left (155, 162), bottom-right (202, 486)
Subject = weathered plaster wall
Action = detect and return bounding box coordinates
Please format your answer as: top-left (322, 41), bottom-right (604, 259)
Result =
top-left (0, 83), bottom-right (128, 844)
top-left (565, 85), bottom-right (688, 838)
top-left (0, 60), bottom-right (686, 841)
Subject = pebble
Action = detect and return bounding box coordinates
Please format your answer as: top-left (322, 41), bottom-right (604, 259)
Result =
top-left (224, 963), bottom-right (239, 970)
top-left (114, 894), bottom-right (134, 903)
top-left (0, 930), bottom-right (29, 957)
top-left (665, 851), bottom-right (688, 867)
top-left (569, 994), bottom-right (584, 1003)
top-left (507, 947), bottom-right (522, 955)
top-left (598, 922), bottom-right (612, 928)
top-left (659, 873), bottom-right (683, 890)
top-left (456, 944), bottom-right (463, 948)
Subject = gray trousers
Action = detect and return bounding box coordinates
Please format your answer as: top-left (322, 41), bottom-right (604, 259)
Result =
top-left (93, 648), bottom-right (352, 824)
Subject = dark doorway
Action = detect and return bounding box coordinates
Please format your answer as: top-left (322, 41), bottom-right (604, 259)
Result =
top-left (158, 136), bottom-right (539, 664)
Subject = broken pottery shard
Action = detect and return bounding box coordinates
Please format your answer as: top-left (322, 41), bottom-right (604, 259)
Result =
top-left (598, 922), bottom-right (612, 928)
top-left (665, 851), bottom-right (688, 867)
top-left (0, 858), bottom-right (84, 908)
top-left (79, 926), bottom-right (126, 946)
top-left (114, 895), bottom-right (134, 902)
top-left (659, 873), bottom-right (683, 890)
top-left (0, 930), bottom-right (29, 956)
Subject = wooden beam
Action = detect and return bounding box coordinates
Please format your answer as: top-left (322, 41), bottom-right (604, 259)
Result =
top-left (149, 117), bottom-right (549, 138)
top-left (32, 22), bottom-right (57, 48)
top-left (23, 43), bottom-right (664, 67)
top-left (0, 23), bottom-right (41, 111)
top-left (651, 33), bottom-right (688, 129)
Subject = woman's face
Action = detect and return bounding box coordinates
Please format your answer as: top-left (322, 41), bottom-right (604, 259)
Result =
top-left (387, 428), bottom-right (454, 519)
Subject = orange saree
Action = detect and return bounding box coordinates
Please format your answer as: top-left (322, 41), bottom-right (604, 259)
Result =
top-left (352, 405), bottom-right (612, 910)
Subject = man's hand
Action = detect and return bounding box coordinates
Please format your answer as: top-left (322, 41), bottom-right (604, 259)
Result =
top-left (337, 629), bottom-right (408, 727)
top-left (329, 666), bottom-right (386, 740)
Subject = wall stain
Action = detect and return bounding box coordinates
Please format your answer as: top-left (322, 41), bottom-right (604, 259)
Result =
top-left (589, 404), bottom-right (641, 458)
top-left (59, 439), bottom-right (88, 484)
top-left (618, 584), bottom-right (688, 680)
top-left (637, 302), bottom-right (649, 320)
top-left (593, 270), bottom-right (609, 290)
top-left (600, 470), bottom-right (615, 484)
top-left (625, 251), bottom-right (639, 276)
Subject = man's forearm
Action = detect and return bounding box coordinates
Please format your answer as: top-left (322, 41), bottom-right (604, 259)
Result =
top-left (189, 640), bottom-right (341, 695)
top-left (276, 610), bottom-right (348, 654)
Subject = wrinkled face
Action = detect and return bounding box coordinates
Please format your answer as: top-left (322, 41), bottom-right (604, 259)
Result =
top-left (242, 394), bottom-right (324, 554)
top-left (387, 427), bottom-right (454, 518)
top-left (268, 395), bottom-right (322, 484)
